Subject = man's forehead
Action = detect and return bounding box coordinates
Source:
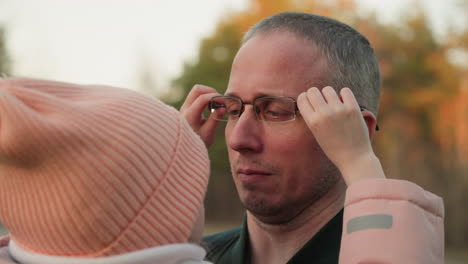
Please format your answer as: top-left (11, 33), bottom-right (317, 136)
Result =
top-left (235, 33), bottom-right (324, 69)
top-left (226, 69), bottom-right (329, 101)
top-left (227, 31), bottom-right (330, 100)
top-left (224, 90), bottom-right (298, 100)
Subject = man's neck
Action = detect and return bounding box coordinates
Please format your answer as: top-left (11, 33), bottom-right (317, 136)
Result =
top-left (246, 180), bottom-right (347, 264)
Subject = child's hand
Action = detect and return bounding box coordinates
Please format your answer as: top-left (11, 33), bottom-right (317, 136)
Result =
top-left (297, 87), bottom-right (384, 185)
top-left (180, 84), bottom-right (221, 148)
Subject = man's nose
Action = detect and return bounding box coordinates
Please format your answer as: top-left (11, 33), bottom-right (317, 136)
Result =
top-left (226, 106), bottom-right (263, 154)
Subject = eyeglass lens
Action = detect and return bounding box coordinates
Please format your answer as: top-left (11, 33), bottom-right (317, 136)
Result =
top-left (209, 96), bottom-right (296, 122)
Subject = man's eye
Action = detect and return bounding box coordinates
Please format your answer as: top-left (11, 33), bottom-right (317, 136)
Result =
top-left (228, 109), bottom-right (241, 116)
top-left (262, 108), bottom-right (294, 121)
top-left (265, 110), bottom-right (289, 117)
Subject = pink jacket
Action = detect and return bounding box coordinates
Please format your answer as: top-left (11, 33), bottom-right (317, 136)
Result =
top-left (0, 178), bottom-right (444, 263)
top-left (339, 178), bottom-right (444, 263)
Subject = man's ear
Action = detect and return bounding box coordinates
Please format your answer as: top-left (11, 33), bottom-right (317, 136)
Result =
top-left (362, 110), bottom-right (378, 140)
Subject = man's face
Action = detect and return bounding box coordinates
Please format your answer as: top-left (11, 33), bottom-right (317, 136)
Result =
top-left (225, 31), bottom-right (341, 224)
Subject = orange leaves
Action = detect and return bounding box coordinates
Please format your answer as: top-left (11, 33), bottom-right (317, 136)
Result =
top-left (230, 0), bottom-right (358, 34)
top-left (434, 77), bottom-right (468, 163)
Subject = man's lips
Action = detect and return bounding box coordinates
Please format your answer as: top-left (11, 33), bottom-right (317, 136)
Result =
top-left (237, 168), bottom-right (272, 175)
top-left (237, 169), bottom-right (272, 183)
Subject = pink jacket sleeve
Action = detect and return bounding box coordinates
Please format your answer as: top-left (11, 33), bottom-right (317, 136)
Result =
top-left (339, 179), bottom-right (444, 264)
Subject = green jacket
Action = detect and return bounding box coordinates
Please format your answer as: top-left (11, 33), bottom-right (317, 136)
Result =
top-left (204, 210), bottom-right (343, 264)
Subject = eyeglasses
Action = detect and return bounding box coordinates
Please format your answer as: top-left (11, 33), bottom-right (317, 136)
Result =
top-left (208, 95), bottom-right (380, 130)
top-left (208, 95), bottom-right (298, 122)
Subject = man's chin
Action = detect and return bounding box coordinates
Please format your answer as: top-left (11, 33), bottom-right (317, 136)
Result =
top-left (241, 195), bottom-right (292, 224)
top-left (248, 210), bottom-right (298, 225)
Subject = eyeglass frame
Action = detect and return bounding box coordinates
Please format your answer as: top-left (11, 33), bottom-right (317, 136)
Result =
top-left (208, 95), bottom-right (379, 130)
top-left (208, 95), bottom-right (298, 123)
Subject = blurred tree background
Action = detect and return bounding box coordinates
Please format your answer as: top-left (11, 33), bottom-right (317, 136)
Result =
top-left (0, 25), bottom-right (10, 236)
top-left (0, 0), bottom-right (466, 255)
top-left (163, 0), bottom-right (468, 250)
top-left (0, 27), bottom-right (10, 75)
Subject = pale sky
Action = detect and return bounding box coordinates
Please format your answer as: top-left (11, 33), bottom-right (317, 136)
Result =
top-left (0, 0), bottom-right (465, 94)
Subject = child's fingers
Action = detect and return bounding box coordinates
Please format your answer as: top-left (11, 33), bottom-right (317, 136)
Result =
top-left (297, 92), bottom-right (314, 112)
top-left (297, 91), bottom-right (320, 124)
top-left (181, 84), bottom-right (218, 111)
top-left (199, 116), bottom-right (220, 147)
top-left (306, 87), bottom-right (327, 111)
top-left (181, 92), bottom-right (218, 126)
top-left (340, 87), bottom-right (360, 109)
top-left (321, 86), bottom-right (341, 105)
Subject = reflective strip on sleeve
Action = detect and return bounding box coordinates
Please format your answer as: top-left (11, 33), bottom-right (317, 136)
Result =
top-left (347, 214), bottom-right (393, 234)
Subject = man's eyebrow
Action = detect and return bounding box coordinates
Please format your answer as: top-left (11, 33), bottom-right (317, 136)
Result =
top-left (224, 92), bottom-right (274, 98)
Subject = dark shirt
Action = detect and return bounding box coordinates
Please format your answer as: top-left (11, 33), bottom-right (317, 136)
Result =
top-left (204, 209), bottom-right (343, 264)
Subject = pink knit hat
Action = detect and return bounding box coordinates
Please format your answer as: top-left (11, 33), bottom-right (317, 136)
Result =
top-left (0, 78), bottom-right (209, 257)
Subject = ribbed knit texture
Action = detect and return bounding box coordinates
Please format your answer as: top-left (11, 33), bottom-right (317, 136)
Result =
top-left (0, 78), bottom-right (209, 257)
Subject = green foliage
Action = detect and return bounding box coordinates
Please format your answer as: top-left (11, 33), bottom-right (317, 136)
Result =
top-left (0, 27), bottom-right (10, 75)
top-left (170, 23), bottom-right (242, 109)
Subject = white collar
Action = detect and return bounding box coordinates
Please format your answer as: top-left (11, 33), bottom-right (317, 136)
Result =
top-left (9, 240), bottom-right (210, 264)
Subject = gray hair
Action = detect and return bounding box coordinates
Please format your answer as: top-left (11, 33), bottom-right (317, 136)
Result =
top-left (243, 12), bottom-right (381, 116)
